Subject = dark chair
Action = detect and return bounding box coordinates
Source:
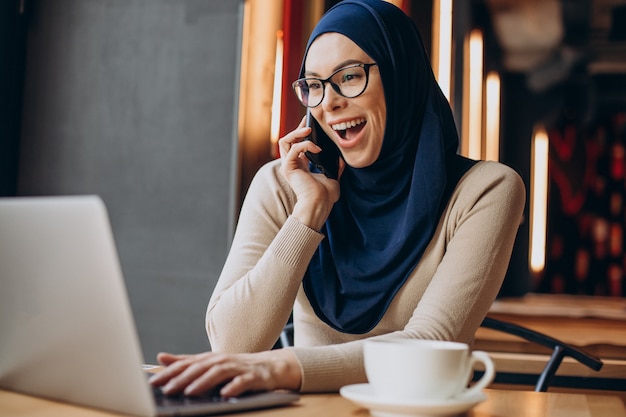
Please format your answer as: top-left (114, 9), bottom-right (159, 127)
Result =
top-left (277, 317), bottom-right (605, 392)
top-left (278, 322), bottom-right (294, 350)
top-left (479, 316), bottom-right (603, 392)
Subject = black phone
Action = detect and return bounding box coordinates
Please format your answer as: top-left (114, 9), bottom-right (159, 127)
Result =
top-left (304, 110), bottom-right (340, 180)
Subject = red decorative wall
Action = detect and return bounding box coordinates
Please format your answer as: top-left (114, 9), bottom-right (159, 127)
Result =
top-left (539, 111), bottom-right (626, 296)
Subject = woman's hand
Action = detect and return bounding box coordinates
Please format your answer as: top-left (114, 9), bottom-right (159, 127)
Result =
top-left (278, 118), bottom-right (344, 231)
top-left (148, 349), bottom-right (302, 397)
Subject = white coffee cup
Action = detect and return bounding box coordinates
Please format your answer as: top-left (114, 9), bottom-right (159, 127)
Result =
top-left (363, 338), bottom-right (495, 402)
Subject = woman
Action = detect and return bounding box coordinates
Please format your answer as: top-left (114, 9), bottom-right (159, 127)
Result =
top-left (150, 0), bottom-right (525, 397)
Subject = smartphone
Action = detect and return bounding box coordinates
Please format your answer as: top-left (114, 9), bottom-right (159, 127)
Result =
top-left (304, 109), bottom-right (340, 180)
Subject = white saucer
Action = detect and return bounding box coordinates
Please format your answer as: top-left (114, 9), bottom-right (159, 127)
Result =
top-left (339, 383), bottom-right (487, 417)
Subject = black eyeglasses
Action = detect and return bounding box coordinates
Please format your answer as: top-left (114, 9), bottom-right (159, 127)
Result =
top-left (292, 63), bottom-right (377, 108)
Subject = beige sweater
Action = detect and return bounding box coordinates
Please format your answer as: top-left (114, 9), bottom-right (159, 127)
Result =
top-left (206, 158), bottom-right (526, 392)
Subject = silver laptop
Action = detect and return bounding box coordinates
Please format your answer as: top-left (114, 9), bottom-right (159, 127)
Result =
top-left (0, 195), bottom-right (298, 417)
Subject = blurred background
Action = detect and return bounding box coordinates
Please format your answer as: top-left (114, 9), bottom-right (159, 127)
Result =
top-left (1, 0), bottom-right (625, 361)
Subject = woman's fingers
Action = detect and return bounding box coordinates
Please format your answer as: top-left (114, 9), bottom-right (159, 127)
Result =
top-left (282, 140), bottom-right (322, 173)
top-left (278, 115), bottom-right (316, 157)
top-left (149, 350), bottom-right (301, 398)
top-left (184, 358), bottom-right (254, 396)
top-left (278, 126), bottom-right (309, 158)
top-left (150, 352), bottom-right (208, 389)
top-left (149, 352), bottom-right (266, 397)
top-left (218, 366), bottom-right (272, 397)
top-left (156, 352), bottom-right (187, 366)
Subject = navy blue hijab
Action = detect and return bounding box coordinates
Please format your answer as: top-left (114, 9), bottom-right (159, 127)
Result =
top-left (301, 0), bottom-right (475, 334)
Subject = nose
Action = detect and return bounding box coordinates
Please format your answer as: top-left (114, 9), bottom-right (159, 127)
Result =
top-left (321, 81), bottom-right (347, 112)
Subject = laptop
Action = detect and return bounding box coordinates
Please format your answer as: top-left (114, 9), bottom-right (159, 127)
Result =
top-left (0, 195), bottom-right (299, 416)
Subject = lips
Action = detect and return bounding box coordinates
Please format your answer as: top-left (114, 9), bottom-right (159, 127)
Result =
top-left (331, 118), bottom-right (366, 140)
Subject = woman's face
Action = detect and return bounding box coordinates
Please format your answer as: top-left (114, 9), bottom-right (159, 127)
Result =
top-left (305, 33), bottom-right (386, 168)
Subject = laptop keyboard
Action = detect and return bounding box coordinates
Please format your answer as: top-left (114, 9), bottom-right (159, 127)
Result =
top-left (146, 372), bottom-right (300, 416)
top-left (152, 386), bottom-right (240, 407)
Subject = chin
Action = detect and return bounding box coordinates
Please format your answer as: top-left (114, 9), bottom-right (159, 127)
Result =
top-left (344, 154), bottom-right (377, 169)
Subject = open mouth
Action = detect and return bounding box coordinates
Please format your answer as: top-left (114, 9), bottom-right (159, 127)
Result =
top-left (331, 118), bottom-right (366, 140)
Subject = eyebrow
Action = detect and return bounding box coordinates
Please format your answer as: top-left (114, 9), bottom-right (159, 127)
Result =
top-left (304, 59), bottom-right (367, 78)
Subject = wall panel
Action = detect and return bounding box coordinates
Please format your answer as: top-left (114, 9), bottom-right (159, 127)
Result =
top-left (18, 0), bottom-right (242, 361)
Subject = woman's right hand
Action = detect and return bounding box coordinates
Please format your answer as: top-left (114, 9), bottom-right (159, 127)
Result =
top-left (278, 119), bottom-right (343, 231)
top-left (149, 349), bottom-right (302, 398)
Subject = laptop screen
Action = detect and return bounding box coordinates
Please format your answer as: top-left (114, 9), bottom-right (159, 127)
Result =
top-left (0, 196), bottom-right (298, 417)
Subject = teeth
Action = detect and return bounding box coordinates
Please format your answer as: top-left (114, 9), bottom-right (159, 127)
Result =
top-left (331, 118), bottom-right (365, 131)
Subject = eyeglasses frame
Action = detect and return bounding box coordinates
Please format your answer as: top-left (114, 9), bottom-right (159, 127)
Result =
top-left (292, 63), bottom-right (378, 108)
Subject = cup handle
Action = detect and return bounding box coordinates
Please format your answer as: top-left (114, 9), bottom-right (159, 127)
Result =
top-left (459, 350), bottom-right (495, 398)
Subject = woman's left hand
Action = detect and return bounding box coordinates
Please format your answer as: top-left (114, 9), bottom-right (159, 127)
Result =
top-left (148, 349), bottom-right (302, 397)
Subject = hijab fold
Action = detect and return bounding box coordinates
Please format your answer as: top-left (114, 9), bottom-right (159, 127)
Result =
top-left (301, 0), bottom-right (475, 333)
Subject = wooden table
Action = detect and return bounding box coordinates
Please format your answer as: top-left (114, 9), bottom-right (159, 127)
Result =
top-left (474, 294), bottom-right (626, 391)
top-left (1, 388), bottom-right (625, 417)
top-left (478, 294), bottom-right (626, 358)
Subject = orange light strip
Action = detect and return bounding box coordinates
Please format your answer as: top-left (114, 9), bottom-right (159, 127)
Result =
top-left (432, 0), bottom-right (453, 101)
top-left (530, 125), bottom-right (549, 273)
top-left (270, 30), bottom-right (284, 156)
top-left (466, 29), bottom-right (484, 160)
top-left (485, 71), bottom-right (500, 161)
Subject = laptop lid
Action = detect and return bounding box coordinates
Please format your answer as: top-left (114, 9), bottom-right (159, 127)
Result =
top-left (0, 196), bottom-right (298, 416)
top-left (0, 195), bottom-right (157, 416)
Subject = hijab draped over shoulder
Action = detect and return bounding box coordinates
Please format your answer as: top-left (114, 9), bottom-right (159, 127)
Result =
top-left (301, 0), bottom-right (475, 334)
